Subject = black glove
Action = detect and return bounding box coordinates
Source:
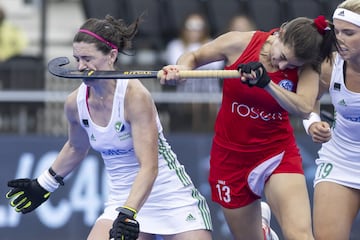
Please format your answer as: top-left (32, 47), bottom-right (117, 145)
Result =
top-left (6, 178), bottom-right (50, 214)
top-left (238, 62), bottom-right (271, 88)
top-left (109, 206), bottom-right (139, 240)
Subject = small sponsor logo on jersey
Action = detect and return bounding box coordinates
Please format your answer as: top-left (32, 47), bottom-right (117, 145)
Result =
top-left (337, 99), bottom-right (347, 106)
top-left (279, 79), bottom-right (294, 91)
top-left (345, 116), bottom-right (360, 122)
top-left (185, 213), bottom-right (196, 222)
top-left (82, 119), bottom-right (89, 127)
top-left (101, 148), bottom-right (134, 156)
top-left (334, 82), bottom-right (341, 91)
top-left (115, 121), bottom-right (125, 132)
top-left (90, 134), bottom-right (96, 141)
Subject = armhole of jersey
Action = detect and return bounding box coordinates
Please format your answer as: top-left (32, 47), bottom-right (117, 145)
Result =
top-left (85, 86), bottom-right (90, 112)
top-left (343, 60), bottom-right (347, 86)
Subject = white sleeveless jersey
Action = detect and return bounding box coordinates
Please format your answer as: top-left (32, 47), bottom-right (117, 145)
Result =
top-left (314, 54), bottom-right (360, 189)
top-left (76, 80), bottom-right (212, 234)
top-left (330, 53), bottom-right (360, 143)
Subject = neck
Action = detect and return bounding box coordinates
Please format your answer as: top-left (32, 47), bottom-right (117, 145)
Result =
top-left (347, 59), bottom-right (360, 74)
top-left (91, 79), bottom-right (116, 100)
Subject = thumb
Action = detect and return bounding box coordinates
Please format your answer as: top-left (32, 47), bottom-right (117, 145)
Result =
top-left (319, 121), bottom-right (331, 132)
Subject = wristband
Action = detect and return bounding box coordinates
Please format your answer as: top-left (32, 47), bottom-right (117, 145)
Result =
top-left (37, 170), bottom-right (60, 192)
top-left (303, 112), bottom-right (321, 135)
top-left (116, 206), bottom-right (137, 219)
top-left (48, 167), bottom-right (65, 186)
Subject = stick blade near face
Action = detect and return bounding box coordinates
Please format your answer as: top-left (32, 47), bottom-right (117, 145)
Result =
top-left (47, 57), bottom-right (72, 78)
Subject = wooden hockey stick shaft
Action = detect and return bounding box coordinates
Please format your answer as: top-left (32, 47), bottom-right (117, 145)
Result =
top-left (168, 70), bottom-right (240, 79)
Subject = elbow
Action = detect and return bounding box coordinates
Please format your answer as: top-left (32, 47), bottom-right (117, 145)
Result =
top-left (152, 165), bottom-right (159, 179)
top-left (299, 104), bottom-right (314, 119)
top-left (148, 163), bottom-right (158, 183)
top-left (301, 111), bottom-right (311, 120)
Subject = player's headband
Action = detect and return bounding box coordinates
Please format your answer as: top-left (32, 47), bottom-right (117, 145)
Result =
top-left (333, 8), bottom-right (360, 27)
top-left (79, 29), bottom-right (118, 50)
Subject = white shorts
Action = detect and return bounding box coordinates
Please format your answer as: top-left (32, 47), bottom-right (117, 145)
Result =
top-left (97, 164), bottom-right (212, 234)
top-left (314, 135), bottom-right (360, 190)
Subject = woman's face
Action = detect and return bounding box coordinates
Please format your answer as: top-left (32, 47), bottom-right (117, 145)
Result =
top-left (269, 37), bottom-right (304, 70)
top-left (333, 18), bottom-right (360, 61)
top-left (73, 41), bottom-right (115, 72)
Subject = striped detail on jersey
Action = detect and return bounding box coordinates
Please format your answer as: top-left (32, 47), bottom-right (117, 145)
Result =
top-left (158, 136), bottom-right (192, 186)
top-left (192, 188), bottom-right (213, 230)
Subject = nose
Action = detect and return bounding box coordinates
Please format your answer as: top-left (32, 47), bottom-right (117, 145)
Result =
top-left (278, 61), bottom-right (287, 70)
top-left (78, 59), bottom-right (87, 71)
top-left (336, 33), bottom-right (345, 45)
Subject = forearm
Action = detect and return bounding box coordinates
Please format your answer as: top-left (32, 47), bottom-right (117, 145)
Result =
top-left (176, 52), bottom-right (200, 69)
top-left (123, 167), bottom-right (158, 211)
top-left (51, 140), bottom-right (89, 178)
top-left (265, 81), bottom-right (315, 118)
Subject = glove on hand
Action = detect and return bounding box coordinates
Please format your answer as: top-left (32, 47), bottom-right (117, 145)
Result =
top-left (6, 178), bottom-right (50, 214)
top-left (238, 62), bottom-right (271, 88)
top-left (109, 206), bottom-right (139, 240)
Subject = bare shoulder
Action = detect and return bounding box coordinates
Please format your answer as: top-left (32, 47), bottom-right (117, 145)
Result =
top-left (124, 80), bottom-right (154, 118)
top-left (64, 89), bottom-right (80, 123)
top-left (216, 31), bottom-right (255, 50)
top-left (125, 80), bottom-right (152, 101)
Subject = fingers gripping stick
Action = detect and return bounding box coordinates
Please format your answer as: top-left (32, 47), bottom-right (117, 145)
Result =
top-left (238, 62), bottom-right (271, 88)
top-left (48, 57), bottom-right (241, 79)
top-left (109, 206), bottom-right (139, 240)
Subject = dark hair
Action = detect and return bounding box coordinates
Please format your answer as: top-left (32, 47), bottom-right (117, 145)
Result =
top-left (73, 15), bottom-right (141, 56)
top-left (280, 17), bottom-right (337, 72)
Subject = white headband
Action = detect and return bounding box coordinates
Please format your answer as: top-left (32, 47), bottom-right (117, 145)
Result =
top-left (333, 8), bottom-right (360, 27)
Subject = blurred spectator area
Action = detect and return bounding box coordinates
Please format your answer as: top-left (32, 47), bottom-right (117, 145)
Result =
top-left (0, 0), bottom-right (341, 135)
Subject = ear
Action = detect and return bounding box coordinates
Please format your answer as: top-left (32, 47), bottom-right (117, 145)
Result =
top-left (109, 49), bottom-right (118, 62)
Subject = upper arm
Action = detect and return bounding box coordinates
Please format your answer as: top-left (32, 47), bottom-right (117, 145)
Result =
top-left (295, 57), bottom-right (333, 114)
top-left (52, 90), bottom-right (91, 176)
top-left (179, 31), bottom-right (254, 68)
top-left (318, 57), bottom-right (333, 100)
top-left (296, 65), bottom-right (320, 108)
top-left (64, 91), bottom-right (91, 152)
top-left (124, 81), bottom-right (158, 167)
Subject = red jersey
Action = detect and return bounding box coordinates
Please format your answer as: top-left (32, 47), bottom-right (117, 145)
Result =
top-left (213, 30), bottom-right (299, 152)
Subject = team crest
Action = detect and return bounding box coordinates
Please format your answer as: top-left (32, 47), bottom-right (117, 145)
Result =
top-left (278, 79), bottom-right (294, 91)
top-left (115, 121), bottom-right (125, 132)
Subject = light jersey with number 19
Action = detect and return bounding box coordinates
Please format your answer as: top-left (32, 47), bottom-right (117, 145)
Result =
top-left (76, 79), bottom-right (212, 234)
top-left (314, 53), bottom-right (360, 189)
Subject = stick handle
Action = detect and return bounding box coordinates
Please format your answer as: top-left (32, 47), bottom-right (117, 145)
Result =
top-left (157, 70), bottom-right (240, 79)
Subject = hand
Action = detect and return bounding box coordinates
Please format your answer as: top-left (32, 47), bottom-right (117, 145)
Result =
top-left (109, 206), bottom-right (139, 240)
top-left (159, 65), bottom-right (187, 86)
top-left (308, 121), bottom-right (331, 143)
top-left (238, 62), bottom-right (271, 88)
top-left (6, 178), bottom-right (50, 214)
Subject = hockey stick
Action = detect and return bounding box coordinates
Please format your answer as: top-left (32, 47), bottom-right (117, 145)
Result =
top-left (320, 110), bottom-right (335, 124)
top-left (48, 57), bottom-right (241, 79)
